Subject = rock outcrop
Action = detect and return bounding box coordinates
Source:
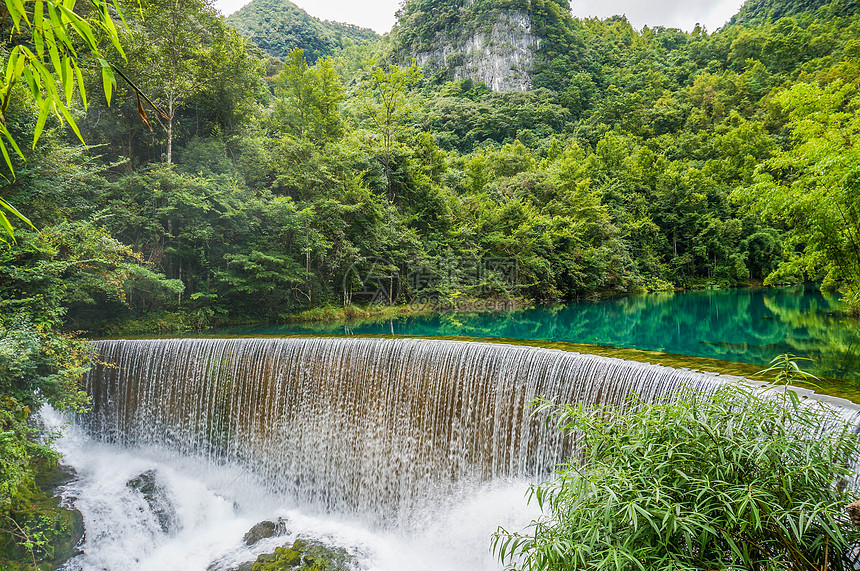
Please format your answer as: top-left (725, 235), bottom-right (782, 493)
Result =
top-left (413, 9), bottom-right (539, 91)
top-left (243, 518), bottom-right (290, 546)
top-left (126, 469), bottom-right (179, 535)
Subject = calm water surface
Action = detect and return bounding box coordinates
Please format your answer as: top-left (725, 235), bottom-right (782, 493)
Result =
top-left (227, 285), bottom-right (860, 381)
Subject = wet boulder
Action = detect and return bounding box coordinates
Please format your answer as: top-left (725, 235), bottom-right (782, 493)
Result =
top-left (126, 470), bottom-right (179, 534)
top-left (243, 518), bottom-right (290, 546)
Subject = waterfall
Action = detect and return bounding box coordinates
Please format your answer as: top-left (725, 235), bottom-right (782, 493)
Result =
top-left (79, 337), bottom-right (734, 521)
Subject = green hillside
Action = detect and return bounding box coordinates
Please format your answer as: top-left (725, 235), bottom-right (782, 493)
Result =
top-left (226, 0), bottom-right (379, 61)
top-left (729, 0), bottom-right (860, 24)
top-left (4, 0), bottom-right (859, 328)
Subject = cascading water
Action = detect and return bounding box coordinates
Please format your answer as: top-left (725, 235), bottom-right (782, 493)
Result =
top-left (49, 337), bottom-right (860, 570)
top-left (77, 338), bottom-right (729, 519)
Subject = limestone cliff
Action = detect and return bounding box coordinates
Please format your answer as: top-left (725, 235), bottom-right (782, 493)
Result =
top-left (390, 0), bottom-right (552, 92)
top-left (412, 10), bottom-right (539, 91)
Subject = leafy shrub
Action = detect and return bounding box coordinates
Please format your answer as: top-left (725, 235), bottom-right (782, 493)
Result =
top-left (495, 385), bottom-right (860, 570)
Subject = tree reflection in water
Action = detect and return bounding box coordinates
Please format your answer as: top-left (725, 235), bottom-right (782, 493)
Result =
top-left (224, 284), bottom-right (860, 383)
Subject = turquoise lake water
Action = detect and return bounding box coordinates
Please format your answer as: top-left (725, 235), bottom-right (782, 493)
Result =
top-left (225, 284), bottom-right (860, 381)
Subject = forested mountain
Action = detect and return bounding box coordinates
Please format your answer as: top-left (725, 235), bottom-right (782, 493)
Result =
top-left (226, 0), bottom-right (378, 61)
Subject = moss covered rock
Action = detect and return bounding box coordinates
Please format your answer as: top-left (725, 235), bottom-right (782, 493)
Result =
top-left (0, 458), bottom-right (83, 570)
top-left (251, 538), bottom-right (354, 571)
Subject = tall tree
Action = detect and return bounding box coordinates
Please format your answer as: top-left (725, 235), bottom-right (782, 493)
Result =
top-left (119, 0), bottom-right (246, 164)
top-left (355, 60), bottom-right (422, 200)
top-left (273, 48), bottom-right (345, 144)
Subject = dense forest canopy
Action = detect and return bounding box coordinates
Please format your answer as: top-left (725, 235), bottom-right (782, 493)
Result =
top-left (730, 0), bottom-right (859, 24)
top-left (3, 0), bottom-right (860, 329)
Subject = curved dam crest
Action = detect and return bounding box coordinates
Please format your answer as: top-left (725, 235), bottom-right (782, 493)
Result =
top-left (80, 337), bottom-right (751, 521)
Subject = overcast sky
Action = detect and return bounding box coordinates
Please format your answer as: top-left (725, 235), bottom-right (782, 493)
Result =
top-left (213, 0), bottom-right (747, 35)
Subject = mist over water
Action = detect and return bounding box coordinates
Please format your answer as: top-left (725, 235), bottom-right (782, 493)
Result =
top-left (47, 406), bottom-right (538, 570)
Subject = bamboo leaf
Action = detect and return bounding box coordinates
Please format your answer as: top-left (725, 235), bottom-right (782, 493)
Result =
top-left (64, 13), bottom-right (98, 52)
top-left (0, 209), bottom-right (16, 243)
top-left (0, 198), bottom-right (36, 229)
top-left (4, 125), bottom-right (25, 160)
top-left (57, 100), bottom-right (84, 143)
top-left (4, 0), bottom-right (24, 31)
top-left (63, 57), bottom-right (74, 104)
top-left (101, 60), bottom-right (114, 106)
top-left (34, 0), bottom-right (44, 34)
top-left (22, 68), bottom-right (39, 99)
top-left (5, 47), bottom-right (22, 89)
top-left (33, 99), bottom-right (50, 146)
top-left (46, 22), bottom-right (64, 78)
top-left (98, 9), bottom-right (125, 59)
top-left (48, 4), bottom-right (74, 53)
top-left (24, 51), bottom-right (61, 100)
top-left (75, 64), bottom-right (87, 109)
top-left (0, 134), bottom-right (16, 177)
top-left (33, 27), bottom-right (45, 59)
top-left (11, 0), bottom-right (30, 26)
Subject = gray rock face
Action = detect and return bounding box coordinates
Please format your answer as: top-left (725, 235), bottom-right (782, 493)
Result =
top-left (414, 10), bottom-right (539, 92)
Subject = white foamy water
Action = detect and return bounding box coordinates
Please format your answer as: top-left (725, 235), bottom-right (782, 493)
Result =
top-left (54, 337), bottom-right (736, 570)
top-left (44, 406), bottom-right (539, 571)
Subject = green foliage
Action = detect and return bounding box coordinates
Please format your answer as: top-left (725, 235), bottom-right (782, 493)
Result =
top-left (0, 0), bottom-right (124, 170)
top-left (226, 0), bottom-right (378, 62)
top-left (117, 0), bottom-right (258, 164)
top-left (422, 88), bottom-right (570, 151)
top-left (0, 198), bottom-right (35, 245)
top-left (0, 143), bottom-right (180, 564)
top-left (100, 309), bottom-right (209, 335)
top-left (0, 451), bottom-right (83, 569)
top-left (730, 0), bottom-right (859, 26)
top-left (495, 385), bottom-right (860, 570)
top-left (0, 0), bottom-right (126, 239)
top-left (0, 312), bottom-right (88, 567)
top-left (0, 220), bottom-right (179, 323)
top-left (274, 49), bottom-right (345, 143)
top-left (4, 0), bottom-right (859, 326)
top-left (75, 4), bottom-right (267, 170)
top-left (734, 79), bottom-right (860, 308)
top-left (757, 353), bottom-right (821, 386)
top-left (355, 59), bottom-right (423, 198)
top-left (4, 0), bottom-right (860, 560)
